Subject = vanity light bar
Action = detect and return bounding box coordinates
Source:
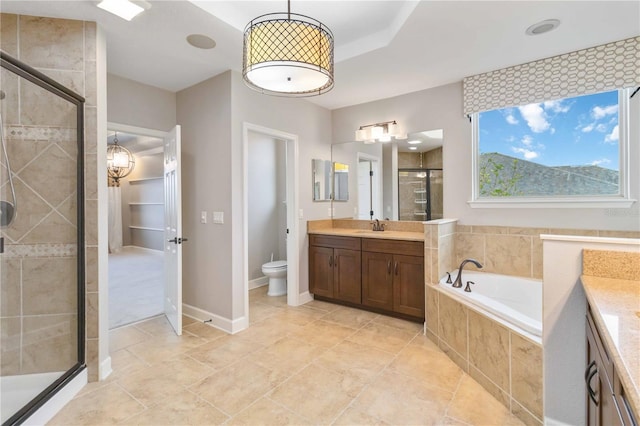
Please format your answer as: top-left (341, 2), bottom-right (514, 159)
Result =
top-left (355, 120), bottom-right (399, 142)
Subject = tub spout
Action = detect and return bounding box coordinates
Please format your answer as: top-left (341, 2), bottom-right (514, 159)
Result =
top-left (452, 259), bottom-right (483, 288)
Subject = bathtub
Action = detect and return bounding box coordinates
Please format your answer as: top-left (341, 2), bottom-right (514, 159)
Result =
top-left (437, 271), bottom-right (542, 337)
top-left (0, 371), bottom-right (64, 423)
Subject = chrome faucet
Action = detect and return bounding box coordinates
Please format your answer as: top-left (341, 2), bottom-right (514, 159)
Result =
top-left (371, 219), bottom-right (385, 232)
top-left (452, 259), bottom-right (483, 288)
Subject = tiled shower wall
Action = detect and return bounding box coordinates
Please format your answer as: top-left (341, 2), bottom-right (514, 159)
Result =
top-left (0, 14), bottom-right (100, 380)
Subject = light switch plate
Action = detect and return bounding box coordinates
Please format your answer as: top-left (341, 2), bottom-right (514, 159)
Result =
top-left (200, 211), bottom-right (207, 224)
top-left (298, 209), bottom-right (304, 219)
top-left (213, 211), bottom-right (224, 224)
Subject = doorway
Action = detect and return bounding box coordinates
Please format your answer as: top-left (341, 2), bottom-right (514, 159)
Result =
top-left (242, 123), bottom-right (300, 323)
top-left (357, 153), bottom-right (382, 220)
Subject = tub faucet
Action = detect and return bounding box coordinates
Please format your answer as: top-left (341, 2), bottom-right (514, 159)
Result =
top-left (452, 259), bottom-right (483, 288)
top-left (371, 219), bottom-right (385, 232)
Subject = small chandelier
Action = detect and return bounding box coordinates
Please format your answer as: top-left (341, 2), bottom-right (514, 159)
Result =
top-left (107, 132), bottom-right (135, 183)
top-left (355, 121), bottom-right (401, 144)
top-left (243, 0), bottom-right (334, 97)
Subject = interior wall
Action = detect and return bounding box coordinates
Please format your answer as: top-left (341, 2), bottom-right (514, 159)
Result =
top-left (107, 73), bottom-right (176, 131)
top-left (247, 132), bottom-right (286, 281)
top-left (332, 82), bottom-right (640, 232)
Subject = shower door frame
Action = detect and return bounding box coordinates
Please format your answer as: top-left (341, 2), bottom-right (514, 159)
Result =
top-left (1, 51), bottom-right (86, 426)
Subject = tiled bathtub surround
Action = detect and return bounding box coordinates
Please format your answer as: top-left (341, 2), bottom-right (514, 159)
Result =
top-left (1, 13), bottom-right (99, 379)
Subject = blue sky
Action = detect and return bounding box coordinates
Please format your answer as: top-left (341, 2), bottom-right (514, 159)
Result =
top-left (479, 90), bottom-right (620, 170)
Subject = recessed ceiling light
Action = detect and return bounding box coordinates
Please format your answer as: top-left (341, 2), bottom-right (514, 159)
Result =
top-left (187, 34), bottom-right (217, 50)
top-left (407, 140), bottom-right (422, 145)
top-left (409, 147), bottom-right (417, 151)
top-left (525, 19), bottom-right (561, 36)
top-left (97, 0), bottom-right (147, 21)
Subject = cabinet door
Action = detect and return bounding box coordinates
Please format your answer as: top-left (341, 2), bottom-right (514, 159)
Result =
top-left (333, 248), bottom-right (362, 304)
top-left (309, 246), bottom-right (334, 298)
top-left (392, 254), bottom-right (425, 318)
top-left (362, 251), bottom-right (393, 311)
top-left (586, 321), bottom-right (600, 426)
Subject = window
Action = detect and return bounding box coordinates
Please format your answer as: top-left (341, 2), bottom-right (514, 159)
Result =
top-left (471, 89), bottom-right (632, 207)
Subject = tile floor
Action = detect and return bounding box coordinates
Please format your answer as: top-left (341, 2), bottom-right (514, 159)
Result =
top-left (50, 287), bottom-right (525, 425)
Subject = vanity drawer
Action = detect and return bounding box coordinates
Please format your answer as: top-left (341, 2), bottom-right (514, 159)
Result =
top-left (309, 234), bottom-right (361, 251)
top-left (362, 238), bottom-right (423, 257)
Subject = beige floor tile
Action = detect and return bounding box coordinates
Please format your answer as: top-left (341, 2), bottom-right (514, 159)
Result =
top-left (244, 336), bottom-right (323, 378)
top-left (320, 306), bottom-right (378, 329)
top-left (290, 319), bottom-right (356, 348)
top-left (187, 335), bottom-right (264, 370)
top-left (183, 321), bottom-right (228, 341)
top-left (313, 340), bottom-right (395, 383)
top-left (409, 332), bottom-right (443, 352)
top-left (372, 314), bottom-right (424, 333)
top-left (182, 314), bottom-right (197, 326)
top-left (332, 405), bottom-right (390, 425)
top-left (49, 383), bottom-right (145, 425)
top-left (351, 370), bottom-right (453, 425)
top-left (126, 332), bottom-right (207, 365)
top-left (269, 364), bottom-right (365, 424)
top-left (227, 397), bottom-right (310, 425)
top-left (117, 367), bottom-right (190, 408)
top-left (302, 299), bottom-right (344, 313)
top-left (133, 315), bottom-right (175, 337)
top-left (346, 322), bottom-right (416, 354)
top-left (190, 362), bottom-right (286, 416)
top-left (447, 375), bottom-right (524, 426)
top-left (235, 316), bottom-right (304, 346)
top-left (122, 391), bottom-right (229, 425)
top-left (109, 325), bottom-right (150, 352)
top-left (388, 344), bottom-right (463, 393)
top-left (269, 305), bottom-right (329, 326)
top-left (251, 290), bottom-right (288, 308)
top-left (249, 301), bottom-right (281, 323)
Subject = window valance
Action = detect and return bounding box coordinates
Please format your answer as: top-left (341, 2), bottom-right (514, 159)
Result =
top-left (463, 37), bottom-right (640, 115)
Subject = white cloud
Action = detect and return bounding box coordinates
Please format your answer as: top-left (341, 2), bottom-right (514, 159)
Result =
top-left (596, 123), bottom-right (607, 133)
top-left (590, 158), bottom-right (611, 167)
top-left (518, 103), bottom-right (550, 133)
top-left (605, 125), bottom-right (619, 143)
top-left (581, 123), bottom-right (595, 133)
top-left (512, 147), bottom-right (539, 160)
top-left (543, 99), bottom-right (570, 113)
top-left (592, 104), bottom-right (618, 119)
top-left (521, 135), bottom-right (533, 147)
top-left (506, 114), bottom-right (519, 125)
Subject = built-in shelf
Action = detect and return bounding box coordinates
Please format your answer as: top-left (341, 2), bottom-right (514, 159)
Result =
top-left (128, 202), bottom-right (164, 206)
top-left (413, 212), bottom-right (427, 216)
top-left (128, 177), bottom-right (163, 183)
top-left (414, 200), bottom-right (427, 204)
top-left (414, 189), bottom-right (426, 194)
top-left (129, 226), bottom-right (163, 232)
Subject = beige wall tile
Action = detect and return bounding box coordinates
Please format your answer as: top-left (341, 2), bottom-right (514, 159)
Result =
top-left (19, 144), bottom-right (77, 207)
top-left (456, 224), bottom-right (472, 233)
top-left (56, 194), bottom-right (77, 227)
top-left (22, 314), bottom-right (77, 373)
top-left (430, 248), bottom-right (439, 283)
top-left (20, 77), bottom-right (77, 127)
top-left (511, 333), bottom-right (543, 419)
top-left (86, 338), bottom-right (99, 381)
top-left (19, 16), bottom-right (84, 70)
top-left (509, 227), bottom-right (549, 236)
top-left (471, 225), bottom-right (509, 235)
top-left (5, 138), bottom-right (49, 173)
top-left (550, 228), bottom-right (599, 237)
top-left (425, 285), bottom-right (438, 334)
top-left (85, 246), bottom-right (98, 292)
top-left (22, 257), bottom-right (77, 315)
top-left (424, 225), bottom-right (433, 248)
top-left (439, 221), bottom-right (457, 237)
top-left (438, 339), bottom-right (468, 373)
top-left (84, 62), bottom-right (97, 106)
top-left (84, 106), bottom-right (97, 154)
top-left (438, 234), bottom-right (455, 279)
top-left (430, 224), bottom-right (439, 248)
top-left (0, 14), bottom-right (18, 57)
top-left (511, 399), bottom-right (543, 426)
top-left (85, 199), bottom-right (98, 245)
top-left (468, 365), bottom-right (511, 409)
top-left (84, 22), bottom-right (96, 61)
top-left (1, 317), bottom-right (21, 374)
top-left (485, 234), bottom-right (532, 277)
top-left (438, 294), bottom-right (467, 357)
top-left (598, 230), bottom-right (640, 239)
top-left (531, 236), bottom-right (543, 279)
top-left (1, 259), bottom-right (21, 317)
top-left (2, 180), bottom-right (52, 242)
top-left (21, 212), bottom-right (77, 244)
top-left (37, 69), bottom-right (84, 96)
top-left (468, 310), bottom-right (510, 390)
top-left (455, 233), bottom-right (485, 266)
top-left (86, 291), bottom-right (98, 339)
top-left (426, 328), bottom-right (438, 345)
top-left (85, 153), bottom-right (98, 200)
top-left (0, 68), bottom-right (19, 125)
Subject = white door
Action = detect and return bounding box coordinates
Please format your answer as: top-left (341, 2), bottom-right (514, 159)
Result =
top-left (164, 125), bottom-right (183, 335)
top-left (358, 160), bottom-right (371, 219)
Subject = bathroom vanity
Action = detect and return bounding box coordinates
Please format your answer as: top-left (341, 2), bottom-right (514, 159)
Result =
top-left (308, 223), bottom-right (425, 322)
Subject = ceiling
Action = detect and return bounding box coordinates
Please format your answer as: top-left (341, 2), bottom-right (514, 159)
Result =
top-left (2, 1), bottom-right (639, 110)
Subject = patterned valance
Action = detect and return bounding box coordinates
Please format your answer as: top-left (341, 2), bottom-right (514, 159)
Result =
top-left (463, 37), bottom-right (640, 115)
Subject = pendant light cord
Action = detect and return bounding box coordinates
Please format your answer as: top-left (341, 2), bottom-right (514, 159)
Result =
top-left (287, 0), bottom-right (290, 20)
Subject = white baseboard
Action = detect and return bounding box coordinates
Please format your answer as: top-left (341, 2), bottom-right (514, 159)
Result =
top-left (99, 356), bottom-right (112, 381)
top-left (24, 368), bottom-right (87, 426)
top-left (249, 276), bottom-right (268, 290)
top-left (297, 291), bottom-right (313, 305)
top-left (183, 303), bottom-right (248, 334)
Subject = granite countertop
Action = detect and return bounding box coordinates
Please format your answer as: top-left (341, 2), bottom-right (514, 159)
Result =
top-left (581, 274), bottom-right (640, 420)
top-left (307, 227), bottom-right (424, 242)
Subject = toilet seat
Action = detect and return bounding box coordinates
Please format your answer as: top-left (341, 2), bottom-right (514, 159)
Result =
top-left (262, 260), bottom-right (287, 270)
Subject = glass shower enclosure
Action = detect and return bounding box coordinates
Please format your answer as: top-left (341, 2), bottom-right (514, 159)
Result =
top-left (398, 169), bottom-right (443, 221)
top-left (1, 52), bottom-right (85, 425)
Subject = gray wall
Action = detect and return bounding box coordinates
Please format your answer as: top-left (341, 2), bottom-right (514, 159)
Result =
top-left (332, 82), bottom-right (640, 231)
top-left (107, 73), bottom-right (176, 131)
top-left (248, 132), bottom-right (286, 280)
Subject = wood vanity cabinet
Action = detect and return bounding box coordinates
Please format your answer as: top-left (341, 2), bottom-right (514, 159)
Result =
top-left (309, 235), bottom-right (361, 304)
top-left (586, 306), bottom-right (637, 426)
top-left (362, 239), bottom-right (425, 319)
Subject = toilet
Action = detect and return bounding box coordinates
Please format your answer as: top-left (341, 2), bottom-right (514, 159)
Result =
top-left (261, 260), bottom-right (287, 296)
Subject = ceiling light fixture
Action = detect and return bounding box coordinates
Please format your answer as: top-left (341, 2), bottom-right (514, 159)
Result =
top-left (355, 120), bottom-right (400, 143)
top-left (525, 19), bottom-right (560, 36)
top-left (97, 0), bottom-right (146, 21)
top-left (243, 0), bottom-right (334, 97)
top-left (107, 132), bottom-right (135, 184)
top-left (409, 147), bottom-right (418, 151)
top-left (187, 34), bottom-right (216, 50)
top-left (407, 140), bottom-right (422, 145)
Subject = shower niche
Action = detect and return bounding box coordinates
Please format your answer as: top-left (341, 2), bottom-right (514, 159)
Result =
top-left (0, 52), bottom-right (85, 425)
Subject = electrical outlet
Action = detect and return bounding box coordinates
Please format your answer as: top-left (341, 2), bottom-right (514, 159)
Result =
top-left (299, 209), bottom-right (304, 219)
top-left (200, 211), bottom-right (207, 224)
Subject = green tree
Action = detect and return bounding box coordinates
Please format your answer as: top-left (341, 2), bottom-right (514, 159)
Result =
top-left (479, 156), bottom-right (523, 197)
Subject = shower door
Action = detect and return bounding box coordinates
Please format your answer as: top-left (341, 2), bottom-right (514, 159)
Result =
top-left (398, 169), bottom-right (443, 221)
top-left (0, 52), bottom-right (85, 425)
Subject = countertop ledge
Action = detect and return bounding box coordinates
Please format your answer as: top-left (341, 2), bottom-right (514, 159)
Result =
top-left (308, 228), bottom-right (424, 242)
top-left (581, 274), bottom-right (640, 421)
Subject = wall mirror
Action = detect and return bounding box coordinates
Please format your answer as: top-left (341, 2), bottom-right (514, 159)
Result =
top-left (333, 162), bottom-right (349, 201)
top-left (331, 129), bottom-right (444, 221)
top-left (312, 159), bottom-right (332, 201)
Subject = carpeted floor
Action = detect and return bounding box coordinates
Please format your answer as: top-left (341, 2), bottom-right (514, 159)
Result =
top-left (108, 246), bottom-right (164, 329)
